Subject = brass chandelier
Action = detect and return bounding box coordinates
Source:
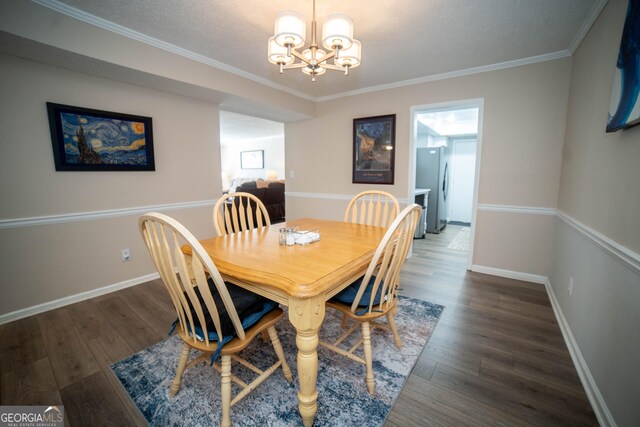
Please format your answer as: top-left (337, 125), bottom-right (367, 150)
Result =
top-left (267, 0), bottom-right (361, 82)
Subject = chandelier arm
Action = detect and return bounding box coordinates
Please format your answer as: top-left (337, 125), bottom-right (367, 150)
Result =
top-left (270, 0), bottom-right (358, 81)
top-left (322, 64), bottom-right (345, 71)
top-left (288, 49), bottom-right (311, 65)
top-left (282, 63), bottom-right (308, 70)
top-left (315, 50), bottom-right (336, 65)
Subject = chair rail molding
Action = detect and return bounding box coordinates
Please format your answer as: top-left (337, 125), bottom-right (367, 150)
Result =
top-left (286, 191), bottom-right (410, 205)
top-left (477, 204), bottom-right (557, 216)
top-left (0, 199), bottom-right (216, 229)
top-left (557, 210), bottom-right (640, 275)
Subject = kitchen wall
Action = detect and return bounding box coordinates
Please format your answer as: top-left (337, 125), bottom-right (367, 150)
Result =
top-left (286, 58), bottom-right (572, 278)
top-left (0, 54), bottom-right (221, 319)
top-left (549, 0), bottom-right (640, 425)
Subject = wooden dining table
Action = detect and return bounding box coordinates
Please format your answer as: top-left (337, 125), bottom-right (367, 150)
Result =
top-left (188, 218), bottom-right (386, 426)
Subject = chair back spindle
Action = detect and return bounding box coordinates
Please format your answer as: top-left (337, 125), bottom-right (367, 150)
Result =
top-left (139, 213), bottom-right (245, 345)
top-left (213, 192), bottom-right (271, 236)
top-left (349, 204), bottom-right (422, 315)
top-left (345, 190), bottom-right (400, 228)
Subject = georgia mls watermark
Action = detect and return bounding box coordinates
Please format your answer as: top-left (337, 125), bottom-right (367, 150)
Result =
top-left (0, 406), bottom-right (64, 427)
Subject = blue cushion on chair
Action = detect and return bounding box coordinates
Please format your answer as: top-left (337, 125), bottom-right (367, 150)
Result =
top-left (183, 278), bottom-right (278, 342)
top-left (333, 275), bottom-right (384, 307)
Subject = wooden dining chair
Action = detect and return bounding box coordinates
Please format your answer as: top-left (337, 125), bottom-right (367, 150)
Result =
top-left (341, 190), bottom-right (401, 329)
top-left (344, 190), bottom-right (400, 229)
top-left (139, 212), bottom-right (292, 427)
top-left (213, 192), bottom-right (271, 236)
top-left (320, 204), bottom-right (421, 395)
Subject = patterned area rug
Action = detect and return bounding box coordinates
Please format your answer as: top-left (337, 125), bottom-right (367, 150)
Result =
top-left (112, 297), bottom-right (444, 426)
top-left (447, 227), bottom-right (470, 251)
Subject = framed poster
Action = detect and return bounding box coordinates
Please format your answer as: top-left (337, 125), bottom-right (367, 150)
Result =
top-left (47, 102), bottom-right (154, 171)
top-left (240, 150), bottom-right (264, 169)
top-left (353, 114), bottom-right (396, 184)
top-left (606, 0), bottom-right (640, 132)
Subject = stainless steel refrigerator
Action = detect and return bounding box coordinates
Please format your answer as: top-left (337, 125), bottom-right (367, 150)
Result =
top-left (415, 147), bottom-right (450, 233)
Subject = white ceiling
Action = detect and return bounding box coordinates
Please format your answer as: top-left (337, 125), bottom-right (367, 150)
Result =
top-left (220, 111), bottom-right (284, 146)
top-left (39, 0), bottom-right (604, 100)
top-left (417, 108), bottom-right (479, 136)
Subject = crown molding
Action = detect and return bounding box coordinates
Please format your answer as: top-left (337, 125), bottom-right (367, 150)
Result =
top-left (31, 0), bottom-right (601, 104)
top-left (31, 0), bottom-right (316, 102)
top-left (316, 50), bottom-right (572, 102)
top-left (568, 0), bottom-right (609, 54)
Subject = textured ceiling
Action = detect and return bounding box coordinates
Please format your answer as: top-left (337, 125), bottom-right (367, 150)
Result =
top-left (220, 111), bottom-right (284, 145)
top-left (43, 0), bottom-right (601, 99)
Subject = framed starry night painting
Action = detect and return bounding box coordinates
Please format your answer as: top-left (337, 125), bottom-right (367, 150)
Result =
top-left (47, 102), bottom-right (155, 171)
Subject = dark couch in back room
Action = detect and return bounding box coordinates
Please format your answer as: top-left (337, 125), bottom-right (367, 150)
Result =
top-left (235, 180), bottom-right (285, 223)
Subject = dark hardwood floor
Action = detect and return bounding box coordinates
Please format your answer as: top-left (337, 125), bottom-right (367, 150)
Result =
top-left (0, 224), bottom-right (597, 426)
top-left (387, 225), bottom-right (597, 426)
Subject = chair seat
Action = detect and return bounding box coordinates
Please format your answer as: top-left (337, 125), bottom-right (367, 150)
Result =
top-left (177, 308), bottom-right (285, 354)
top-left (184, 277), bottom-right (277, 342)
top-left (322, 204), bottom-right (422, 395)
top-left (139, 212), bottom-right (293, 426)
top-left (332, 275), bottom-right (386, 308)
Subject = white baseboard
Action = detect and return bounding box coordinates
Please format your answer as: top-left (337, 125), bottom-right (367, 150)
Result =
top-left (470, 264), bottom-right (547, 284)
top-left (471, 264), bottom-right (615, 425)
top-left (544, 278), bottom-right (616, 427)
top-left (0, 272), bottom-right (160, 325)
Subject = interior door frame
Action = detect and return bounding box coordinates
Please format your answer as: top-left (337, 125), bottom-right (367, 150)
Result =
top-left (407, 98), bottom-right (484, 269)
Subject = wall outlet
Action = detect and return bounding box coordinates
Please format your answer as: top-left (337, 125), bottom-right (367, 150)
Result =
top-left (121, 248), bottom-right (132, 262)
top-left (568, 276), bottom-right (574, 296)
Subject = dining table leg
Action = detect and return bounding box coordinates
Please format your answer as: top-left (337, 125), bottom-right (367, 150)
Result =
top-left (288, 295), bottom-right (326, 427)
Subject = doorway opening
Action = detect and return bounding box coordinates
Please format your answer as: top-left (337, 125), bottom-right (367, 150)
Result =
top-left (219, 111), bottom-right (286, 223)
top-left (408, 99), bottom-right (483, 269)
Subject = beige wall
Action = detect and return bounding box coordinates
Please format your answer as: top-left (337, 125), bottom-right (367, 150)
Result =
top-left (473, 210), bottom-right (556, 276)
top-left (0, 0), bottom-right (316, 123)
top-left (0, 0), bottom-right (635, 421)
top-left (558, 0), bottom-right (640, 255)
top-left (286, 58), bottom-right (572, 275)
top-left (0, 54), bottom-right (221, 316)
top-left (549, 0), bottom-right (640, 425)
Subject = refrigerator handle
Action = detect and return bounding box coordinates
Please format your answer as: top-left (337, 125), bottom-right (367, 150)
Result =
top-left (442, 163), bottom-right (448, 201)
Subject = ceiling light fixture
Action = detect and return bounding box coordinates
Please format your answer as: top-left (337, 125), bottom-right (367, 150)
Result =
top-left (267, 0), bottom-right (361, 82)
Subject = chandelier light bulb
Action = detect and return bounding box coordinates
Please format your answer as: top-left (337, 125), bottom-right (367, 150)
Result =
top-left (322, 14), bottom-right (354, 51)
top-left (274, 12), bottom-right (306, 48)
top-left (302, 65), bottom-right (326, 76)
top-left (335, 39), bottom-right (361, 69)
top-left (302, 48), bottom-right (327, 64)
top-left (268, 37), bottom-right (294, 69)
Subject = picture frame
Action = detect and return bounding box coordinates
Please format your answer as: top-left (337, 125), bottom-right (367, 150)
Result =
top-left (606, 0), bottom-right (640, 133)
top-left (353, 114), bottom-right (396, 185)
top-left (46, 102), bottom-right (155, 171)
top-left (240, 150), bottom-right (264, 169)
